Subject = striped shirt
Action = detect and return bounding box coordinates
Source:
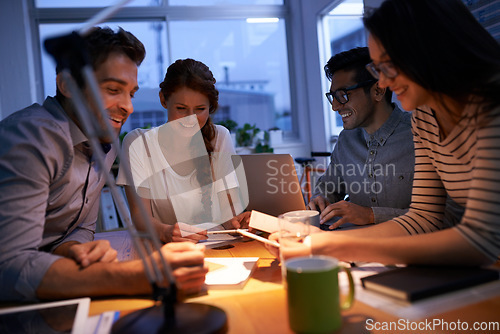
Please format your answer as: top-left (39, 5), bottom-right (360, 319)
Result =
top-left (393, 104), bottom-right (500, 261)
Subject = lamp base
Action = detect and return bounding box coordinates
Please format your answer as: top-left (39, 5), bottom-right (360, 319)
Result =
top-left (111, 302), bottom-right (228, 334)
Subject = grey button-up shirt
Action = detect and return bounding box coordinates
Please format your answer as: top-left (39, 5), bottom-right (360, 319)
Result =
top-left (0, 97), bottom-right (116, 301)
top-left (312, 105), bottom-right (414, 223)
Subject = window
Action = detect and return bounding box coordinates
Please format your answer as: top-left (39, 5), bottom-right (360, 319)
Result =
top-left (321, 0), bottom-right (366, 138)
top-left (34, 1), bottom-right (292, 136)
top-left (35, 0), bottom-right (155, 7)
top-left (169, 0), bottom-right (283, 5)
top-left (326, 0), bottom-right (365, 56)
top-left (169, 19), bottom-right (290, 132)
top-left (35, 0), bottom-right (283, 7)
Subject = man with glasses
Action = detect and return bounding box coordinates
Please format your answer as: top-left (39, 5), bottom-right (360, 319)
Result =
top-left (308, 47), bottom-right (414, 230)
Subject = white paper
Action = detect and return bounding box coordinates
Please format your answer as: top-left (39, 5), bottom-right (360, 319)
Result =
top-left (205, 257), bottom-right (259, 289)
top-left (249, 210), bottom-right (279, 233)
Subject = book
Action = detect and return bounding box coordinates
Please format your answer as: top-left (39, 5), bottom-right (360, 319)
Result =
top-left (205, 257), bottom-right (259, 289)
top-left (360, 265), bottom-right (499, 302)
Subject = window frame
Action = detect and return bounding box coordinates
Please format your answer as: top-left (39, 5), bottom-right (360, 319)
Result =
top-left (318, 0), bottom-right (367, 142)
top-left (30, 2), bottom-right (301, 133)
top-left (25, 0), bottom-right (351, 156)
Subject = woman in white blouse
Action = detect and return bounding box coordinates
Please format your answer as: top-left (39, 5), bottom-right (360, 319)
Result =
top-left (117, 59), bottom-right (249, 243)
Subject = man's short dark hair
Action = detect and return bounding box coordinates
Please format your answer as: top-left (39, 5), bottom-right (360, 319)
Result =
top-left (324, 47), bottom-right (392, 104)
top-left (55, 27), bottom-right (145, 101)
top-left (55, 26), bottom-right (145, 74)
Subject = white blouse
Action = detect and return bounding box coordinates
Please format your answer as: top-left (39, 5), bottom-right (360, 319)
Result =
top-left (117, 124), bottom-right (240, 226)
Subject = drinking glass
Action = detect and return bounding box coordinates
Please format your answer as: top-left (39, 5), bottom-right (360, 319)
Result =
top-left (278, 213), bottom-right (311, 286)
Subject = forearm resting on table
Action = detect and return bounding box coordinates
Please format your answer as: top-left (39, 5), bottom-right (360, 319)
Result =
top-left (36, 257), bottom-right (152, 300)
top-left (311, 226), bottom-right (492, 266)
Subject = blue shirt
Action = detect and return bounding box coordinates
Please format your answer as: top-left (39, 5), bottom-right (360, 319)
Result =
top-left (312, 106), bottom-right (414, 223)
top-left (0, 97), bottom-right (116, 301)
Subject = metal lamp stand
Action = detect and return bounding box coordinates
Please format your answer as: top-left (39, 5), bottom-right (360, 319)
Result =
top-left (44, 2), bottom-right (227, 332)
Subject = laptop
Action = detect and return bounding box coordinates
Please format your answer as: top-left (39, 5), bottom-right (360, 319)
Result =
top-left (231, 154), bottom-right (307, 217)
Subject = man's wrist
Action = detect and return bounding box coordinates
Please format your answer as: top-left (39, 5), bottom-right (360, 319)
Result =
top-left (53, 241), bottom-right (80, 257)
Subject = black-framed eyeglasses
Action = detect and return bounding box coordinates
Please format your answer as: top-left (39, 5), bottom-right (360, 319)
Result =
top-left (366, 61), bottom-right (399, 80)
top-left (325, 79), bottom-right (377, 105)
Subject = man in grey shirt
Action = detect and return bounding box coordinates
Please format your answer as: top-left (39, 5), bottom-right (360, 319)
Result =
top-left (309, 47), bottom-right (414, 230)
top-left (0, 27), bottom-right (207, 302)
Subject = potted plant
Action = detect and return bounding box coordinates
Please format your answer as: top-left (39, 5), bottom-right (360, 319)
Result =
top-left (216, 119), bottom-right (238, 133)
top-left (268, 126), bottom-right (283, 147)
top-left (216, 119), bottom-right (238, 146)
top-left (235, 123), bottom-right (260, 154)
top-left (255, 130), bottom-right (274, 153)
top-left (236, 123), bottom-right (259, 147)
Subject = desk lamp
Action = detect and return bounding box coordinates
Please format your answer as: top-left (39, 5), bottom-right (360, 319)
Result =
top-left (44, 1), bottom-right (227, 333)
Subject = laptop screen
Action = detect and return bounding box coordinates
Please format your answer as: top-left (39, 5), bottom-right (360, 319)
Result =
top-left (231, 154), bottom-right (306, 217)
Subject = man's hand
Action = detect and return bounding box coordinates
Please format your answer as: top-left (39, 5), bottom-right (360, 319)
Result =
top-left (318, 200), bottom-right (374, 229)
top-left (160, 242), bottom-right (208, 295)
top-left (308, 195), bottom-right (331, 212)
top-left (172, 222), bottom-right (208, 243)
top-left (55, 240), bottom-right (118, 268)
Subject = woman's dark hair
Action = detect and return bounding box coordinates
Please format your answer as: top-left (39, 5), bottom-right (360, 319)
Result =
top-left (159, 58), bottom-right (219, 222)
top-left (363, 0), bottom-right (500, 109)
top-left (325, 46), bottom-right (392, 104)
top-left (159, 58), bottom-right (218, 155)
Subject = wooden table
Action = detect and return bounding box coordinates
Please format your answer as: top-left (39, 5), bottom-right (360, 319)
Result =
top-left (89, 237), bottom-right (500, 333)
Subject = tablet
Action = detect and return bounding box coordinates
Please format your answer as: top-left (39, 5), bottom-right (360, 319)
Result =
top-left (0, 297), bottom-right (90, 334)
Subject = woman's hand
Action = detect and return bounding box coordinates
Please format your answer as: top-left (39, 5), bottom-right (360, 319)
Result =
top-left (172, 222), bottom-right (208, 243)
top-left (223, 211), bottom-right (252, 230)
top-left (265, 232), bottom-right (312, 262)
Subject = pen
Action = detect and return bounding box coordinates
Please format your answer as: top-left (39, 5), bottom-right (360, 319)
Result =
top-left (237, 229), bottom-right (280, 248)
top-left (207, 229), bottom-right (248, 235)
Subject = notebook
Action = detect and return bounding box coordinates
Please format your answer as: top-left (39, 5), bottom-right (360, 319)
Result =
top-left (231, 154), bottom-right (306, 217)
top-left (360, 265), bottom-right (500, 302)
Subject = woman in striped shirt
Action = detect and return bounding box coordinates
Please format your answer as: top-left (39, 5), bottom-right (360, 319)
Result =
top-left (270, 0), bottom-right (500, 265)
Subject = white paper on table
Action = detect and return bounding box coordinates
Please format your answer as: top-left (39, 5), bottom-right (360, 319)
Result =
top-left (205, 257), bottom-right (259, 289)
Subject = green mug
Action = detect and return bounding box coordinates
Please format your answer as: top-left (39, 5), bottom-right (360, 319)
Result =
top-left (285, 256), bottom-right (355, 333)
